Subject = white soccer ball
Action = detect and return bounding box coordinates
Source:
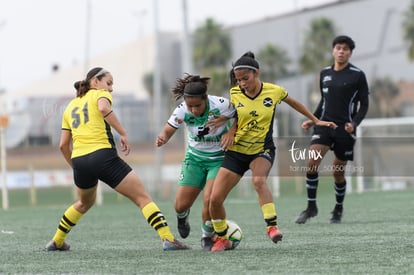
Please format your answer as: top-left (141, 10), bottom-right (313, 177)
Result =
top-left (227, 220), bottom-right (242, 249)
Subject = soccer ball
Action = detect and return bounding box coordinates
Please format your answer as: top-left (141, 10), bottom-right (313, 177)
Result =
top-left (227, 220), bottom-right (242, 249)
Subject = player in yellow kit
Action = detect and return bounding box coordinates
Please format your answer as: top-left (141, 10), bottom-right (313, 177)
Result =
top-left (46, 67), bottom-right (189, 251)
top-left (209, 52), bottom-right (337, 252)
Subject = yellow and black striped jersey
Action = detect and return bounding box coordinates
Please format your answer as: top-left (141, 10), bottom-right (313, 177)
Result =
top-left (61, 89), bottom-right (115, 158)
top-left (229, 82), bottom-right (288, 155)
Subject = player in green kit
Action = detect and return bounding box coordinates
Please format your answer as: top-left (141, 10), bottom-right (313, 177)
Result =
top-left (156, 74), bottom-right (235, 250)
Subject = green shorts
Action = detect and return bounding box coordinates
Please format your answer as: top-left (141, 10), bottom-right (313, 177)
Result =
top-left (178, 152), bottom-right (224, 189)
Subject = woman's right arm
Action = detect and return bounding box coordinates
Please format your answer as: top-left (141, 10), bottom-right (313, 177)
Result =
top-left (97, 97), bottom-right (130, 155)
top-left (156, 124), bottom-right (177, 147)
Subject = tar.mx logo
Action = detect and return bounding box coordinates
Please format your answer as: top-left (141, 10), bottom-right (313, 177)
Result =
top-left (289, 140), bottom-right (322, 163)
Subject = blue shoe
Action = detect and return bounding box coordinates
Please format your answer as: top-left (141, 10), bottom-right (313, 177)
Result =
top-left (162, 239), bottom-right (190, 251)
top-left (46, 240), bottom-right (70, 251)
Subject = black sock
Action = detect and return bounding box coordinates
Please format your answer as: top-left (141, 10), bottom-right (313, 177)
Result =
top-left (306, 173), bottom-right (319, 209)
top-left (334, 181), bottom-right (346, 211)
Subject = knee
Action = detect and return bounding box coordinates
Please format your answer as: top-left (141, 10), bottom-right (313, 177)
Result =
top-left (209, 195), bottom-right (222, 210)
top-left (202, 196), bottom-right (211, 209)
top-left (307, 160), bottom-right (320, 173)
top-left (252, 178), bottom-right (267, 192)
top-left (174, 200), bottom-right (187, 213)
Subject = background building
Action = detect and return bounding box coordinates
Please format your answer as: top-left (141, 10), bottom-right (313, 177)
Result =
top-left (4, 33), bottom-right (181, 147)
top-left (4, 0), bottom-right (414, 147)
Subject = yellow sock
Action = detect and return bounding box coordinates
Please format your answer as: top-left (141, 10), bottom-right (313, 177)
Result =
top-left (261, 202), bottom-right (278, 228)
top-left (212, 219), bottom-right (228, 239)
top-left (53, 205), bottom-right (83, 246)
top-left (142, 202), bottom-right (174, 242)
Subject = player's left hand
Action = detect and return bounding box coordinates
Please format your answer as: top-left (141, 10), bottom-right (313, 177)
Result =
top-left (120, 135), bottom-right (130, 156)
top-left (220, 132), bottom-right (234, 151)
top-left (344, 122), bottom-right (354, 133)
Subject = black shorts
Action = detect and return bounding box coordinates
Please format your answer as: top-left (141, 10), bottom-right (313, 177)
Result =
top-left (221, 148), bottom-right (275, 176)
top-left (310, 125), bottom-right (356, 161)
top-left (72, 148), bottom-right (132, 189)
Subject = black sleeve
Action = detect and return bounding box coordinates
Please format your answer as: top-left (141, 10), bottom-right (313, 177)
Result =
top-left (313, 98), bottom-right (323, 119)
top-left (352, 72), bottom-right (369, 126)
top-left (313, 71), bottom-right (324, 119)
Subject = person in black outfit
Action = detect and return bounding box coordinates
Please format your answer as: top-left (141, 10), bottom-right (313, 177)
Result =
top-left (295, 35), bottom-right (369, 224)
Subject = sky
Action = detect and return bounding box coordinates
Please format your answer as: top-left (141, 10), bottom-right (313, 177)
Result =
top-left (0, 0), bottom-right (335, 92)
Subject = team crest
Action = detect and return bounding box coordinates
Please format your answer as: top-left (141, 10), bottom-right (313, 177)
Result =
top-left (263, 97), bottom-right (273, 107)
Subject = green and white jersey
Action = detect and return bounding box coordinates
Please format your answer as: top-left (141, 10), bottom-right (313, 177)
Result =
top-left (167, 95), bottom-right (235, 159)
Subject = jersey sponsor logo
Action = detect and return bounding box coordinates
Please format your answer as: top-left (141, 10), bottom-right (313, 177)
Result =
top-left (207, 112), bottom-right (216, 120)
top-left (322, 75), bottom-right (332, 83)
top-left (196, 126), bottom-right (210, 139)
top-left (263, 97), bottom-right (273, 107)
top-left (188, 116), bottom-right (195, 124)
top-left (249, 110), bottom-right (259, 117)
top-left (242, 120), bottom-right (264, 132)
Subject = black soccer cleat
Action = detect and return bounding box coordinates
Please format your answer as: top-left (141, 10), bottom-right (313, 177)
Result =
top-left (295, 207), bottom-right (318, 224)
top-left (177, 210), bottom-right (191, 238)
top-left (329, 208), bottom-right (343, 224)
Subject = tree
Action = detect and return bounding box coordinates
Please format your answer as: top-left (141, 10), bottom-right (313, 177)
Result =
top-left (191, 18), bottom-right (232, 95)
top-left (402, 0), bottom-right (414, 61)
top-left (299, 17), bottom-right (337, 110)
top-left (300, 17), bottom-right (337, 73)
top-left (257, 43), bottom-right (291, 82)
top-left (368, 77), bottom-right (400, 118)
top-left (192, 18), bottom-right (232, 70)
top-left (200, 67), bottom-right (230, 97)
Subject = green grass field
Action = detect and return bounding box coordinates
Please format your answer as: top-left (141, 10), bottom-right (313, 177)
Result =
top-left (1, 183), bottom-right (413, 275)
